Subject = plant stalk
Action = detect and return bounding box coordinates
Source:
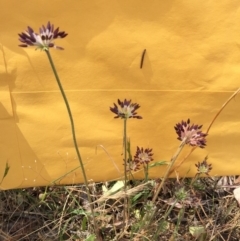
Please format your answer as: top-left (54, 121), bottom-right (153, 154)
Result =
top-left (45, 50), bottom-right (97, 232)
top-left (123, 118), bottom-right (128, 223)
top-left (152, 138), bottom-right (186, 203)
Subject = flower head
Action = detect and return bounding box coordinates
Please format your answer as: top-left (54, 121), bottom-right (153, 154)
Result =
top-left (175, 187), bottom-right (188, 201)
top-left (174, 119), bottom-right (207, 148)
top-left (18, 21), bottom-right (67, 50)
top-left (125, 158), bottom-right (141, 172)
top-left (110, 99), bottom-right (142, 119)
top-left (195, 156), bottom-right (212, 175)
top-left (134, 147), bottom-right (153, 164)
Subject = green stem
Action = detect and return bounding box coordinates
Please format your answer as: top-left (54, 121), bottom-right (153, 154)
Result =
top-left (123, 118), bottom-right (128, 223)
top-left (190, 173), bottom-right (200, 187)
top-left (45, 50), bottom-right (96, 231)
top-left (124, 119), bottom-right (127, 190)
top-left (144, 163), bottom-right (149, 182)
top-left (152, 139), bottom-right (186, 203)
top-left (153, 199), bottom-right (178, 239)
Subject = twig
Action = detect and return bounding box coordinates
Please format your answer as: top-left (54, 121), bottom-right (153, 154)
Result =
top-left (152, 139), bottom-right (186, 203)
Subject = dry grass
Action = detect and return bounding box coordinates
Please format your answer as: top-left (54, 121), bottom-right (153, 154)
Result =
top-left (0, 175), bottom-right (240, 241)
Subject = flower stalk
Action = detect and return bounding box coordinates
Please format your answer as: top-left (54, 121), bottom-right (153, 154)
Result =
top-left (123, 118), bottom-right (128, 222)
top-left (45, 51), bottom-right (86, 178)
top-left (123, 119), bottom-right (128, 190)
top-left (152, 119), bottom-right (207, 203)
top-left (18, 21), bottom-right (99, 233)
top-left (152, 138), bottom-right (187, 203)
top-left (45, 50), bottom-right (96, 231)
top-left (110, 99), bottom-right (142, 225)
top-left (143, 164), bottom-right (149, 182)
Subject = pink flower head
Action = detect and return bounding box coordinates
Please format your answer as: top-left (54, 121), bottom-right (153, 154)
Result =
top-left (110, 99), bottom-right (142, 119)
top-left (134, 146), bottom-right (154, 164)
top-left (18, 21), bottom-right (67, 50)
top-left (174, 119), bottom-right (207, 148)
top-left (195, 156), bottom-right (212, 175)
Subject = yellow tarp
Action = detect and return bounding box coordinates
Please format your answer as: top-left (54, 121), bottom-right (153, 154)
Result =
top-left (0, 0), bottom-right (240, 189)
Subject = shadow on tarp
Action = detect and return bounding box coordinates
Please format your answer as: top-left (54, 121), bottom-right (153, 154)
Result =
top-left (0, 103), bottom-right (52, 189)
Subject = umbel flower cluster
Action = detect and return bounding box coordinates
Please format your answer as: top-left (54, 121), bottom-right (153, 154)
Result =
top-left (110, 99), bottom-right (142, 119)
top-left (174, 119), bottom-right (207, 148)
top-left (195, 156), bottom-right (212, 175)
top-left (134, 147), bottom-right (153, 164)
top-left (127, 147), bottom-right (154, 172)
top-left (18, 22), bottom-right (68, 50)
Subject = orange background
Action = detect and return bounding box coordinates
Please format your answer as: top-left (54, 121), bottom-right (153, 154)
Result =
top-left (0, 0), bottom-right (240, 189)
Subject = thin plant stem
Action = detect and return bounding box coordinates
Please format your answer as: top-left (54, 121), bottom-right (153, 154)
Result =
top-left (144, 164), bottom-right (149, 182)
top-left (190, 173), bottom-right (200, 186)
top-left (152, 199), bottom-right (178, 239)
top-left (169, 146), bottom-right (195, 176)
top-left (45, 50), bottom-right (97, 232)
top-left (163, 199), bottom-right (178, 220)
top-left (143, 164), bottom-right (150, 203)
top-left (152, 138), bottom-right (186, 203)
top-left (174, 206), bottom-right (185, 237)
top-left (123, 119), bottom-right (127, 189)
top-left (123, 118), bottom-right (128, 223)
top-left (52, 166), bottom-right (80, 184)
top-left (206, 87), bottom-right (240, 134)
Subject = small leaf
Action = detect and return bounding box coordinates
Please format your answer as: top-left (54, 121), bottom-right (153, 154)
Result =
top-left (132, 192), bottom-right (144, 203)
top-left (85, 234), bottom-right (96, 241)
top-left (3, 161), bottom-right (10, 179)
top-left (71, 209), bottom-right (86, 215)
top-left (189, 226), bottom-right (206, 238)
top-left (82, 215), bottom-right (88, 230)
top-left (149, 161), bottom-right (167, 168)
top-left (102, 181), bottom-right (124, 197)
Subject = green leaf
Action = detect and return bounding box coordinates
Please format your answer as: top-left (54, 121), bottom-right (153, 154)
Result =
top-left (71, 209), bottom-right (86, 215)
top-left (149, 161), bottom-right (167, 168)
top-left (132, 192), bottom-right (144, 203)
top-left (102, 181), bottom-right (124, 197)
top-left (82, 215), bottom-right (88, 230)
top-left (85, 234), bottom-right (96, 241)
top-left (189, 226), bottom-right (206, 238)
